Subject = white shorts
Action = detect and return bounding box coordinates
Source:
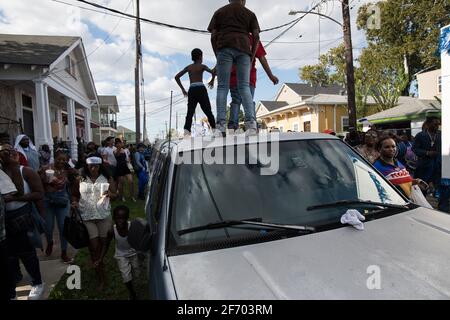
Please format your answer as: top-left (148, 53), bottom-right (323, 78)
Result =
top-left (115, 254), bottom-right (140, 283)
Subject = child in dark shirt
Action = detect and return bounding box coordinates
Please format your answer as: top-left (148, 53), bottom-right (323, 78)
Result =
top-left (175, 49), bottom-right (216, 136)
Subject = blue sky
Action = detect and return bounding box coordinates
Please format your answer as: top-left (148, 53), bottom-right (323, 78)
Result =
top-left (0, 0), bottom-right (375, 141)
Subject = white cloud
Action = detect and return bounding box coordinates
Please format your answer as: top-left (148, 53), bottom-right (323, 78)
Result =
top-left (0, 0), bottom-right (377, 140)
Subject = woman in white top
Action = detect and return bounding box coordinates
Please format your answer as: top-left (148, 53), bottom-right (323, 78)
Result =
top-left (0, 143), bottom-right (45, 300)
top-left (72, 156), bottom-right (118, 291)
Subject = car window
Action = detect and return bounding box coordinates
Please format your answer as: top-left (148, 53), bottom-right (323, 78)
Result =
top-left (148, 154), bottom-right (169, 223)
top-left (169, 139), bottom-right (407, 250)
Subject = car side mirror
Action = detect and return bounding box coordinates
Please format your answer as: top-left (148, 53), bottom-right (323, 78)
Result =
top-left (128, 218), bottom-right (153, 252)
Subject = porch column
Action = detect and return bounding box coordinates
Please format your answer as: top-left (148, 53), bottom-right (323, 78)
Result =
top-left (66, 98), bottom-right (78, 161)
top-left (84, 107), bottom-right (92, 142)
top-left (34, 80), bottom-right (53, 152)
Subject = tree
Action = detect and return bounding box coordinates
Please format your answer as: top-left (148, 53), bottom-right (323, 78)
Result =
top-left (299, 44), bottom-right (346, 86)
top-left (358, 44), bottom-right (410, 112)
top-left (357, 0), bottom-right (450, 93)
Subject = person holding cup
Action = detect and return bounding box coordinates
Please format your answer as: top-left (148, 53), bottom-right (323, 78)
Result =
top-left (71, 156), bottom-right (118, 290)
top-left (38, 150), bottom-right (78, 263)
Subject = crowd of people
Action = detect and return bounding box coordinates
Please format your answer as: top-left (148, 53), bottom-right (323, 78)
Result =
top-left (348, 116), bottom-right (449, 212)
top-left (0, 134), bottom-right (151, 300)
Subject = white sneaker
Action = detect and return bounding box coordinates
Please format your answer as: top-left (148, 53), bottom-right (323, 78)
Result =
top-left (28, 283), bottom-right (45, 300)
top-left (227, 128), bottom-right (235, 135)
top-left (245, 128), bottom-right (258, 136)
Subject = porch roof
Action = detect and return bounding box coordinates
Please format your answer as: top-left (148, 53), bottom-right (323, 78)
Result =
top-left (0, 34), bottom-right (79, 66)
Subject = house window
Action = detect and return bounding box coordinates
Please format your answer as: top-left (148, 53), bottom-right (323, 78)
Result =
top-left (22, 94), bottom-right (32, 109)
top-left (342, 116), bottom-right (350, 132)
top-left (293, 123), bottom-right (299, 132)
top-left (303, 121), bottom-right (311, 132)
top-left (65, 56), bottom-right (76, 79)
top-left (438, 76), bottom-right (442, 94)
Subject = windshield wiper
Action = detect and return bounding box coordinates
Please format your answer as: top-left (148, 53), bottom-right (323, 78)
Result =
top-left (307, 199), bottom-right (410, 212)
top-left (178, 217), bottom-right (315, 236)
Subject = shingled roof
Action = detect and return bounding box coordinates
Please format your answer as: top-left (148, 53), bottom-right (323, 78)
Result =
top-left (0, 34), bottom-right (79, 66)
top-left (260, 101), bottom-right (289, 112)
top-left (285, 83), bottom-right (345, 96)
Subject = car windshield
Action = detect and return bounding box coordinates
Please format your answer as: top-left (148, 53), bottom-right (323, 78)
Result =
top-left (169, 139), bottom-right (408, 250)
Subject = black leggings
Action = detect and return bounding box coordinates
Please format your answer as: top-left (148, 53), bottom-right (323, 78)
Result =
top-left (184, 86), bottom-right (216, 132)
top-left (7, 230), bottom-right (42, 298)
top-left (0, 240), bottom-right (12, 300)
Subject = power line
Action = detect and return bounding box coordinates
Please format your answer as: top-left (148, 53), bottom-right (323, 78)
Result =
top-left (49, 0), bottom-right (134, 77)
top-left (264, 0), bottom-right (329, 48)
top-left (74, 0), bottom-right (312, 35)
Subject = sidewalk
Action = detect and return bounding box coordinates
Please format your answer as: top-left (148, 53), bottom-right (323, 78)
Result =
top-left (16, 229), bottom-right (76, 300)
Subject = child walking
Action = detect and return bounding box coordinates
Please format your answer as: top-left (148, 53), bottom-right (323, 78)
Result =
top-left (175, 48), bottom-right (216, 136)
top-left (96, 205), bottom-right (140, 300)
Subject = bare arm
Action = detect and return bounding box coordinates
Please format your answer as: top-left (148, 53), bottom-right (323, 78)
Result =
top-left (258, 55), bottom-right (279, 85)
top-left (107, 178), bottom-right (119, 201)
top-left (71, 177), bottom-right (81, 207)
top-left (20, 168), bottom-right (44, 202)
top-left (175, 67), bottom-right (189, 97)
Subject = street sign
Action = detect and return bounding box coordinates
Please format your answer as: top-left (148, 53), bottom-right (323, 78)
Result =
top-left (441, 25), bottom-right (450, 179)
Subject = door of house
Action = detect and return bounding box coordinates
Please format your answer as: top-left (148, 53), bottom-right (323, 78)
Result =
top-left (21, 94), bottom-right (35, 143)
top-left (22, 109), bottom-right (35, 143)
top-left (304, 121), bottom-right (311, 132)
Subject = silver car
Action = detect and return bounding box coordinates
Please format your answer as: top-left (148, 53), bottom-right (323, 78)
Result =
top-left (144, 133), bottom-right (450, 300)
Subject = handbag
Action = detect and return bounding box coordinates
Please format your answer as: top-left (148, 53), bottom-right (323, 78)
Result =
top-left (410, 185), bottom-right (433, 209)
top-left (63, 207), bottom-right (90, 249)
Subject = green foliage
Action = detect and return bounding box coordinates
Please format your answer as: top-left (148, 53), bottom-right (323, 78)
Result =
top-left (299, 0), bottom-right (449, 117)
top-left (357, 0), bottom-right (450, 78)
top-left (299, 44), bottom-right (346, 87)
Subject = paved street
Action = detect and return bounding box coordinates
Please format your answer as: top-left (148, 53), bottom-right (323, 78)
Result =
top-left (16, 230), bottom-right (76, 300)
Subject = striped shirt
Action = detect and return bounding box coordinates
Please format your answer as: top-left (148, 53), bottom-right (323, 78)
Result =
top-left (374, 159), bottom-right (413, 198)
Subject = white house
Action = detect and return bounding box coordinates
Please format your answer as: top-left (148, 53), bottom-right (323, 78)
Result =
top-left (0, 34), bottom-right (99, 161)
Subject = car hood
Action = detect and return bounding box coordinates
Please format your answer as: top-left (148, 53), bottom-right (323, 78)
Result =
top-left (168, 208), bottom-right (450, 300)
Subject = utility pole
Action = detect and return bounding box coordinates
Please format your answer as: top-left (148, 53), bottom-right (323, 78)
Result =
top-left (342, 0), bottom-right (357, 134)
top-left (165, 121), bottom-right (168, 137)
top-left (135, 0), bottom-right (142, 143)
top-left (143, 99), bottom-right (147, 143)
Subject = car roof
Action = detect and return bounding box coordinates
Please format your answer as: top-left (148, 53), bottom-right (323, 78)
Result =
top-left (163, 132), bottom-right (340, 154)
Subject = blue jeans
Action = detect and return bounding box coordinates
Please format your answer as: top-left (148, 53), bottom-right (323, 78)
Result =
top-left (228, 86), bottom-right (255, 130)
top-left (44, 192), bottom-right (70, 252)
top-left (216, 48), bottom-right (256, 130)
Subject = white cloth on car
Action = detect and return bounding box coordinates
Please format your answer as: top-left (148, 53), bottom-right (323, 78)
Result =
top-left (341, 209), bottom-right (366, 231)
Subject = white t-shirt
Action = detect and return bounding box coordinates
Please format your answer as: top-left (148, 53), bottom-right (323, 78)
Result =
top-left (103, 146), bottom-right (117, 166)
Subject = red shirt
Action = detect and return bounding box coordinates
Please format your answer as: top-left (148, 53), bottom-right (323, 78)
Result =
top-left (230, 35), bottom-right (267, 88)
